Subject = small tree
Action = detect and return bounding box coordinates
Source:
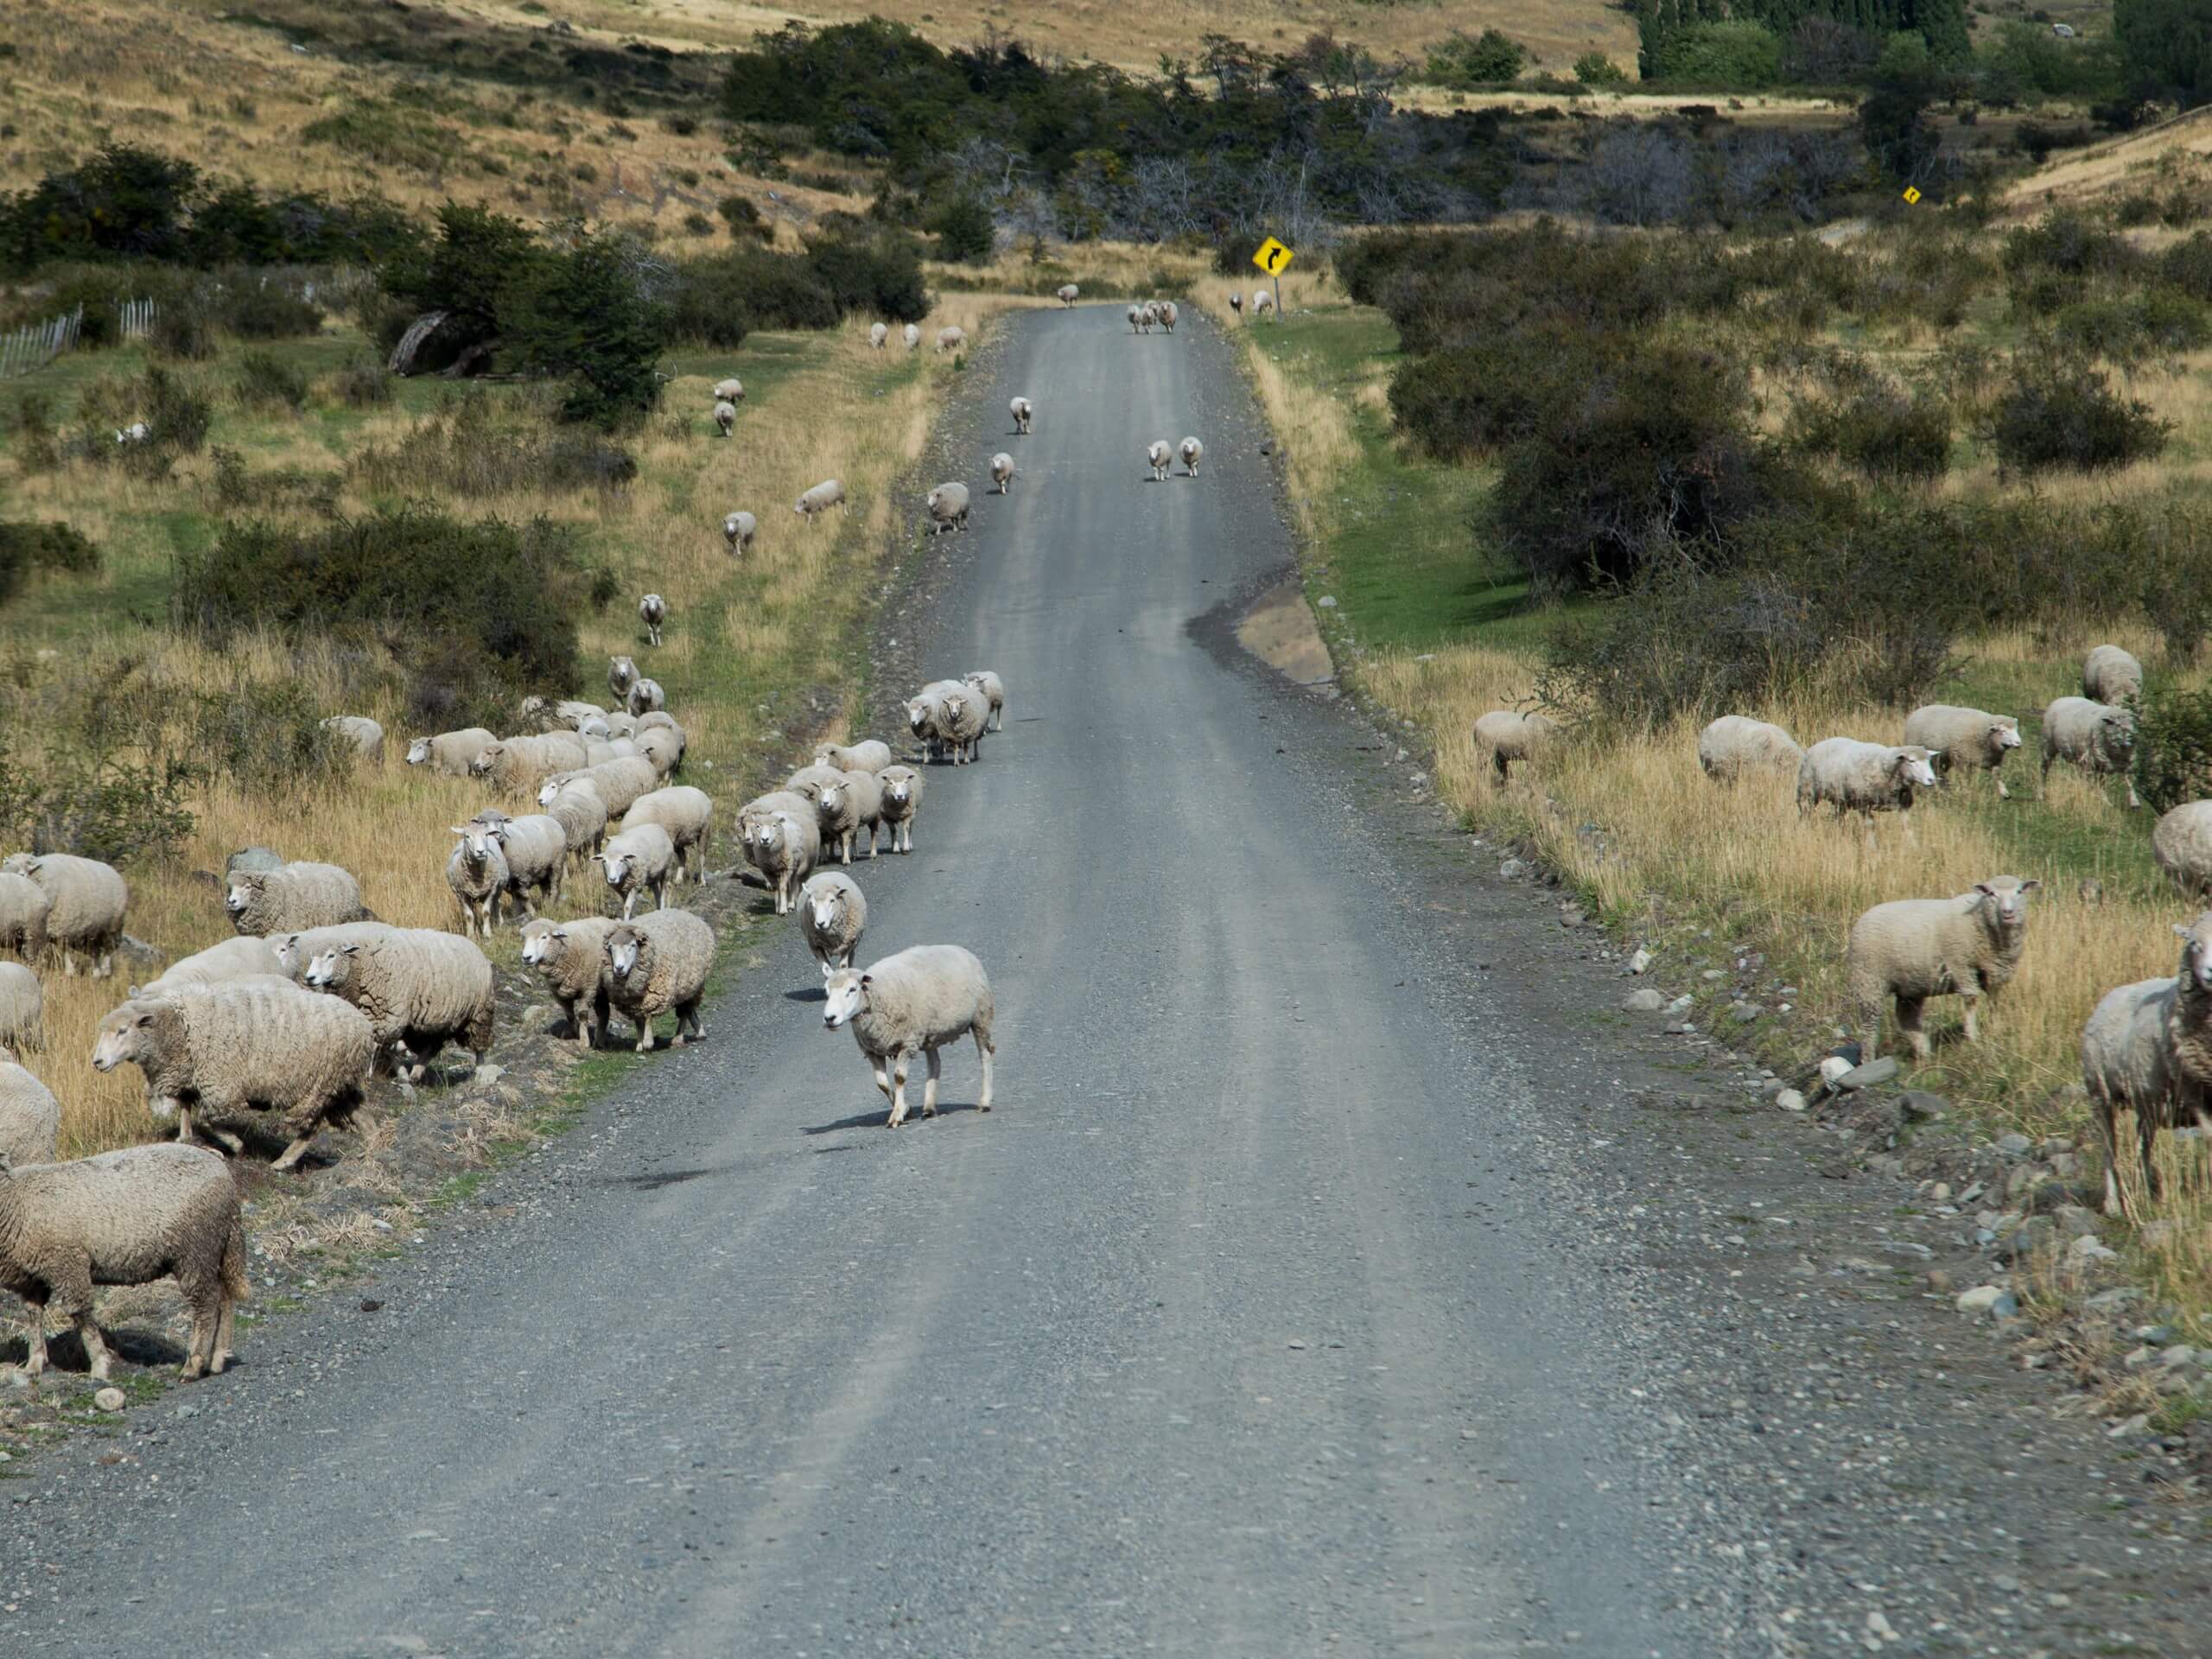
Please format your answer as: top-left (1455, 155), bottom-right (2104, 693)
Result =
top-left (1574, 53), bottom-right (1630, 88)
top-left (930, 195), bottom-right (997, 264)
top-left (1426, 29), bottom-right (1528, 89)
top-left (505, 231), bottom-right (667, 429)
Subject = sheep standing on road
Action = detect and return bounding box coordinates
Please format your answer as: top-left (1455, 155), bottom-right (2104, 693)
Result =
top-left (1179, 436), bottom-right (1203, 476)
top-left (1902, 706), bottom-right (2024, 798)
top-left (322, 715), bottom-right (385, 762)
top-left (798, 872), bottom-right (867, 978)
top-left (812, 774), bottom-right (868, 866)
top-left (869, 322), bottom-right (888, 348)
top-left (2084, 644), bottom-right (2144, 706)
top-left (1141, 302), bottom-right (1160, 332)
top-left (745, 807), bottom-right (819, 915)
top-left (1157, 300), bottom-right (1179, 333)
top-left (2082, 912), bottom-right (2212, 1217)
top-left (927, 481), bottom-right (971, 533)
top-left (823, 945), bottom-right (995, 1128)
top-left (1696, 715), bottom-right (1802, 783)
top-left (713, 399), bottom-right (737, 438)
top-left (445, 824), bottom-right (509, 938)
top-left (1847, 875), bottom-right (2038, 1063)
top-left (639, 593), bottom-right (666, 648)
top-left (990, 454), bottom-right (1014, 494)
top-left (1147, 440), bottom-right (1171, 481)
top-left (602, 910), bottom-right (714, 1052)
top-left (2041, 696), bottom-right (2139, 806)
top-left (520, 918), bottom-right (616, 1048)
top-left (1057, 283), bottom-right (1079, 307)
top-left (903, 323), bottom-right (920, 349)
top-left (222, 861), bottom-right (358, 940)
top-left (0, 1141), bottom-right (247, 1382)
top-left (1795, 739), bottom-right (1939, 824)
top-left (5, 855), bottom-right (128, 978)
top-left (963, 671), bottom-right (1005, 732)
top-left (1128, 305), bottom-right (1144, 334)
top-left (620, 785), bottom-right (714, 884)
top-left (722, 512), bottom-right (756, 556)
top-left (1473, 710), bottom-right (1558, 784)
top-left (795, 478), bottom-right (848, 521)
top-left (1010, 397), bottom-right (1033, 435)
top-left (935, 326), bottom-right (966, 353)
top-left (0, 963), bottom-right (41, 1052)
top-left (0, 1046), bottom-right (58, 1165)
top-left (878, 765), bottom-right (924, 853)
top-left (303, 930), bottom-right (496, 1084)
top-left (816, 740), bottom-right (893, 774)
top-left (594, 823), bottom-right (676, 920)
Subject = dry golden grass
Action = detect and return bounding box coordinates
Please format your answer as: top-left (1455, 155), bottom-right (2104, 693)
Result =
top-left (1192, 273), bottom-right (1353, 543)
top-left (1997, 105), bottom-right (2212, 223)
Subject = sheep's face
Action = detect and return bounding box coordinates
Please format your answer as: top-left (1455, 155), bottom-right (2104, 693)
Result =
top-left (607, 931), bottom-right (643, 982)
top-left (454, 826), bottom-right (500, 865)
top-left (406, 738), bottom-right (432, 766)
top-left (92, 1005), bottom-right (157, 1073)
top-left (223, 877), bottom-right (262, 918)
top-left (1974, 877), bottom-right (2039, 931)
top-left (537, 779), bottom-right (565, 808)
top-left (469, 745), bottom-right (502, 777)
top-left (885, 779), bottom-right (912, 807)
top-left (943, 694), bottom-right (968, 724)
top-left (823, 969), bottom-right (868, 1029)
top-left (1992, 721), bottom-right (2022, 752)
top-left (2102, 710), bottom-right (2137, 749)
top-left (2177, 921), bottom-right (2212, 991)
top-left (806, 887), bottom-right (844, 931)
top-left (1, 855), bottom-right (36, 878)
top-left (602, 853), bottom-right (633, 888)
top-left (520, 925), bottom-right (555, 967)
top-left (1892, 750), bottom-right (1938, 789)
top-left (906, 701), bottom-right (933, 737)
top-left (302, 945), bottom-right (358, 993)
top-left (819, 783), bottom-right (846, 817)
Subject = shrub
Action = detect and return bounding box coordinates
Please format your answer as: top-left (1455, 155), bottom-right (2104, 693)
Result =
top-left (2133, 509), bottom-right (2212, 664)
top-left (149, 296), bottom-right (216, 360)
top-left (188, 680), bottom-right (353, 802)
top-left (2055, 290), bottom-right (2212, 364)
top-left (1573, 53), bottom-right (1630, 88)
top-left (1425, 29), bottom-right (1528, 88)
top-left (1388, 325), bottom-right (1610, 458)
top-left (232, 349), bottom-right (309, 411)
top-left (2138, 681), bottom-right (2212, 813)
top-left (717, 194), bottom-right (767, 240)
top-left (1650, 22), bottom-right (1783, 90)
top-left (1987, 361), bottom-right (2171, 473)
top-left (929, 195), bottom-right (996, 264)
top-left (210, 278), bottom-right (321, 340)
top-left (503, 229), bottom-right (667, 429)
top-left (0, 522), bottom-right (100, 603)
top-left (682, 210), bottom-right (715, 236)
top-left (8, 393), bottom-right (60, 473)
top-left (1787, 385), bottom-right (1953, 480)
top-left (348, 391), bottom-right (637, 496)
top-left (2162, 231), bottom-right (2212, 299)
top-left (804, 233), bottom-right (931, 321)
top-left (336, 354), bottom-right (394, 407)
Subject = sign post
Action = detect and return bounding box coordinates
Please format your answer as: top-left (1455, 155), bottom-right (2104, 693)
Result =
top-left (1251, 236), bottom-right (1294, 321)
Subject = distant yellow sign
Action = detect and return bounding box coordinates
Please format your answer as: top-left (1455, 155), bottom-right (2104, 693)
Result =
top-left (1252, 237), bottom-right (1294, 276)
top-left (1902, 185), bottom-right (1923, 204)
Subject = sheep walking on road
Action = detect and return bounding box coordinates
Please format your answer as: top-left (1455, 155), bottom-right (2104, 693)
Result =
top-left (639, 593), bottom-right (666, 648)
top-left (990, 454), bottom-right (1014, 494)
top-left (1179, 435), bottom-right (1203, 476)
top-left (878, 766), bottom-right (924, 854)
top-left (1147, 440), bottom-right (1171, 481)
top-left (1128, 306), bottom-right (1144, 334)
top-left (603, 909), bottom-right (713, 1053)
top-left (1056, 283), bottom-right (1079, 307)
top-left (1847, 876), bottom-right (2037, 1063)
top-left (798, 872), bottom-right (867, 979)
top-left (815, 739), bottom-right (893, 774)
top-left (963, 671), bottom-right (1005, 732)
top-left (1157, 300), bottom-right (1179, 333)
top-left (823, 945), bottom-right (995, 1128)
top-left (927, 481), bottom-right (971, 533)
top-left (1010, 397), bottom-right (1033, 435)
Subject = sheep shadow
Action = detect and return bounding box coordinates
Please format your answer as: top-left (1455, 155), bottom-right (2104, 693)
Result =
top-left (0, 1325), bottom-right (189, 1376)
top-left (801, 1099), bottom-right (988, 1135)
top-left (601, 1163), bottom-right (732, 1192)
top-left (783, 987), bottom-right (828, 1004)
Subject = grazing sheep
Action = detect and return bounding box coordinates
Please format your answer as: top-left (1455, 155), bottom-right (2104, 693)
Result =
top-left (1010, 397), bottom-right (1033, 434)
top-left (0, 1141), bottom-right (246, 1382)
top-left (479, 812), bottom-right (568, 918)
top-left (3, 855), bottom-right (127, 978)
top-left (2084, 644), bottom-right (2144, 706)
top-left (620, 785), bottom-right (714, 884)
top-left (878, 765), bottom-right (924, 853)
top-left (713, 399), bottom-right (737, 438)
top-left (935, 326), bottom-right (966, 353)
top-left (1147, 440), bottom-right (1171, 481)
top-left (302, 929), bottom-right (495, 1083)
top-left (1846, 876), bottom-right (2038, 1063)
top-left (639, 593), bottom-right (666, 648)
top-left (321, 715), bottom-right (384, 762)
top-left (2154, 801), bottom-right (2212, 899)
top-left (137, 936), bottom-right (283, 1000)
top-left (0, 963), bottom-right (40, 1052)
top-left (577, 715), bottom-right (612, 741)
top-left (583, 739), bottom-right (635, 767)
top-left (270, 923), bottom-right (396, 982)
top-left (594, 823), bottom-right (676, 920)
top-left (222, 861), bottom-right (359, 940)
top-left (2082, 913), bottom-right (2212, 1216)
top-left (926, 481), bottom-right (971, 533)
top-left (520, 918), bottom-right (616, 1048)
top-left (795, 478), bottom-right (848, 521)
top-left (544, 784), bottom-right (610, 868)
top-left (538, 757), bottom-right (661, 820)
top-left (0, 872), bottom-right (50, 962)
top-left (747, 809), bottom-right (819, 915)
top-left (722, 511), bottom-right (757, 556)
top-left (2041, 696), bottom-right (2139, 807)
top-left (1696, 715), bottom-right (1802, 783)
top-left (798, 872), bottom-right (867, 978)
top-left (990, 452), bottom-right (1014, 493)
top-left (1127, 305), bottom-right (1144, 334)
top-left (869, 321), bottom-right (888, 348)
top-left (1179, 435), bottom-right (1203, 475)
top-left (445, 824), bottom-right (510, 938)
top-left (815, 739), bottom-right (893, 774)
top-left (470, 731), bottom-right (590, 796)
top-left (1473, 710), bottom-right (1559, 784)
top-left (1903, 705), bottom-right (2024, 798)
top-left (903, 323), bottom-right (920, 349)
top-left (1228, 289), bottom-right (1243, 318)
top-left (609, 655), bottom-right (639, 705)
top-left (606, 711), bottom-right (639, 740)
top-left (1253, 289), bottom-right (1275, 319)
top-left (635, 725), bottom-right (684, 778)
top-left (637, 710), bottom-right (679, 734)
top-left (0, 1046), bottom-right (58, 1166)
top-left (406, 726), bottom-right (496, 777)
top-left (92, 980), bottom-right (376, 1173)
top-left (626, 677), bottom-right (666, 718)
top-left (550, 699), bottom-right (606, 731)
top-left (1057, 283), bottom-right (1079, 307)
top-left (1158, 300), bottom-right (1179, 333)
top-left (714, 376), bottom-right (745, 405)
top-left (823, 945), bottom-right (995, 1128)
top-left (963, 671), bottom-right (1005, 733)
top-left (602, 910), bottom-right (714, 1053)
top-left (1795, 739), bottom-right (1939, 823)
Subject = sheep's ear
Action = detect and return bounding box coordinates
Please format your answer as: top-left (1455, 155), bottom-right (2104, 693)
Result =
top-left (2021, 879), bottom-right (2041, 893)
top-left (340, 943), bottom-right (361, 957)
top-left (126, 983), bottom-right (140, 998)
top-left (449, 825), bottom-right (471, 836)
top-left (859, 973), bottom-right (873, 987)
top-left (1974, 882), bottom-right (1993, 896)
top-left (2177, 924), bottom-right (2194, 940)
top-left (134, 1012), bottom-right (153, 1027)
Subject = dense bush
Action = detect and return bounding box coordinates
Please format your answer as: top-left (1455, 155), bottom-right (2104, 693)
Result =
top-left (149, 297), bottom-right (216, 361)
top-left (2055, 291), bottom-right (2212, 364)
top-left (1649, 22), bottom-right (1783, 90)
top-left (0, 522), bottom-right (101, 604)
top-left (1786, 385), bottom-right (1953, 480)
top-left (1388, 326), bottom-right (1611, 459)
top-left (930, 196), bottom-right (996, 264)
top-left (188, 680), bottom-right (354, 803)
top-left (1574, 54), bottom-right (1630, 87)
top-left (336, 354), bottom-right (394, 408)
top-left (2118, 0), bottom-right (2212, 111)
top-left (2136, 683), bottom-right (2212, 814)
top-left (349, 391), bottom-right (637, 497)
top-left (717, 194), bottom-right (769, 241)
top-left (503, 230), bottom-right (666, 429)
top-left (232, 350), bottom-right (309, 412)
top-left (1987, 361), bottom-right (2171, 474)
top-left (1424, 29), bottom-right (1528, 88)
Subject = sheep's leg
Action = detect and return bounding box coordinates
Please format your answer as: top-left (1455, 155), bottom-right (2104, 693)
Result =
top-left (1895, 996), bottom-right (1927, 1064)
top-left (1960, 992), bottom-right (1981, 1046)
top-left (270, 1128), bottom-right (318, 1173)
top-left (61, 948), bottom-right (77, 978)
top-left (1996, 777), bottom-right (2011, 801)
top-left (93, 949), bottom-right (112, 980)
top-left (623, 889), bottom-right (639, 921)
top-left (887, 1052), bottom-right (912, 1128)
top-left (2140, 1112), bottom-right (2164, 1204)
top-left (179, 1270), bottom-right (222, 1380)
top-left (2126, 777), bottom-right (2142, 810)
top-left (922, 1046), bottom-right (941, 1118)
top-left (676, 999), bottom-right (702, 1045)
top-left (871, 1059), bottom-right (893, 1102)
top-left (2096, 1101), bottom-right (2127, 1218)
top-left (976, 1025), bottom-right (994, 1112)
top-left (18, 1294), bottom-right (48, 1375)
top-left (213, 1293), bottom-right (236, 1375)
top-left (636, 1016), bottom-right (655, 1055)
top-left (172, 1103), bottom-right (194, 1145)
top-left (208, 1128), bottom-right (245, 1155)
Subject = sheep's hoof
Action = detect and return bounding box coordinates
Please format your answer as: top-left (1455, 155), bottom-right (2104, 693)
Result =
top-left (181, 1357), bottom-right (207, 1381)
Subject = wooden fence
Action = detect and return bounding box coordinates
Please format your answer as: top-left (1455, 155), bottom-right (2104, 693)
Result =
top-left (118, 296), bottom-right (156, 341)
top-left (0, 305), bottom-right (84, 380)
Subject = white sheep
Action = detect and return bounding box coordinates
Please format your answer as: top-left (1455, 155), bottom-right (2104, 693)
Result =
top-left (445, 824), bottom-right (510, 938)
top-left (1795, 739), bottom-right (1939, 823)
top-left (222, 861), bottom-right (360, 939)
top-left (0, 871), bottom-right (49, 961)
top-left (785, 763), bottom-right (848, 798)
top-left (0, 963), bottom-right (40, 1052)
top-left (877, 765), bottom-right (924, 853)
top-left (639, 593), bottom-right (666, 648)
top-left (935, 325), bottom-right (966, 353)
top-left (1903, 705), bottom-right (2024, 798)
top-left (963, 670), bottom-right (1005, 733)
top-left (795, 478), bottom-right (848, 521)
top-left (1141, 302), bottom-right (1159, 332)
top-left (869, 321), bottom-right (888, 348)
top-left (470, 731), bottom-right (591, 796)
top-left (1056, 283), bottom-right (1079, 307)
top-left (713, 399), bottom-right (737, 438)
top-left (823, 945), bottom-right (995, 1128)
top-left (1179, 435), bottom-right (1203, 475)
top-left (1846, 875), bottom-right (2037, 1063)
top-left (476, 811), bottom-right (567, 917)
top-left (2041, 696), bottom-right (2139, 806)
top-left (1127, 305), bottom-right (1144, 334)
top-left (550, 698), bottom-right (606, 730)
top-left (544, 784), bottom-right (610, 868)
top-left (636, 725), bottom-right (684, 778)
top-left (714, 376), bottom-right (745, 405)
top-left (92, 978), bottom-right (376, 1172)
top-left (405, 726), bottom-right (496, 776)
top-left (321, 715), bottom-right (384, 762)
top-left (815, 739), bottom-right (893, 773)
top-left (0, 1045), bottom-right (58, 1165)
top-left (743, 806), bottom-right (818, 915)
top-left (2083, 644), bottom-right (2144, 706)
top-left (722, 511), bottom-right (757, 556)
top-left (1696, 715), bottom-right (1802, 783)
top-left (811, 773), bottom-right (869, 866)
top-left (918, 682), bottom-right (983, 764)
top-left (609, 655), bottom-right (639, 704)
top-left (606, 711), bottom-right (639, 740)
top-left (903, 323), bottom-right (920, 349)
top-left (578, 715), bottom-right (612, 741)
top-left (115, 421), bottom-right (151, 444)
top-left (302, 929), bottom-right (495, 1083)
top-left (1252, 288), bottom-right (1276, 319)
top-left (270, 922), bottom-right (395, 982)
top-left (520, 917), bottom-right (616, 1047)
top-left (1010, 397), bottom-right (1033, 435)
top-left (136, 936), bottom-right (283, 1000)
top-left (637, 710), bottom-right (680, 734)
top-left (594, 823), bottom-right (676, 919)
top-left (1473, 710), bottom-right (1558, 784)
top-left (3, 855), bottom-right (127, 978)
top-left (602, 909), bottom-right (714, 1052)
top-left (541, 755), bottom-right (662, 818)
top-left (798, 871), bottom-right (867, 979)
top-left (626, 677), bottom-right (666, 719)
top-left (2082, 913), bottom-right (2212, 1217)
top-left (0, 1141), bottom-right (246, 1381)
top-left (926, 481), bottom-right (971, 533)
top-left (1146, 440), bottom-right (1171, 481)
top-left (2154, 801), bottom-right (2212, 899)
top-left (839, 767), bottom-right (884, 857)
top-left (1157, 300), bottom-right (1179, 333)
top-left (620, 785), bottom-right (714, 884)
top-left (989, 454), bottom-right (1014, 494)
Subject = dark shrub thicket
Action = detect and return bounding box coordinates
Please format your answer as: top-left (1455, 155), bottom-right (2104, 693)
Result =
top-left (0, 522), bottom-right (101, 605)
top-left (1987, 362), bottom-right (2171, 474)
top-left (1786, 385), bottom-right (1953, 480)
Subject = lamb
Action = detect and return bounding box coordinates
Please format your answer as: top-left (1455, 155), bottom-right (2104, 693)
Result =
top-left (1179, 435), bottom-right (1203, 475)
top-left (543, 783), bottom-right (610, 867)
top-left (2082, 912), bottom-right (2212, 1216)
top-left (520, 917), bottom-right (616, 1047)
top-left (877, 765), bottom-right (924, 853)
top-left (795, 478), bottom-right (848, 521)
top-left (798, 871), bottom-right (867, 978)
top-left (1056, 283), bottom-right (1079, 307)
top-left (2083, 644), bottom-right (2144, 706)
top-left (869, 321), bottom-right (888, 348)
top-left (577, 715), bottom-right (612, 741)
top-left (1128, 305), bottom-right (1144, 333)
top-left (1845, 876), bottom-right (2038, 1063)
top-left (1795, 739), bottom-right (1939, 823)
top-left (136, 936), bottom-right (283, 1000)
top-left (92, 979), bottom-right (376, 1172)
top-left (620, 785), bottom-right (714, 883)
top-left (713, 399), bottom-right (737, 438)
top-left (406, 726), bottom-right (496, 776)
top-left (1473, 710), bottom-right (1559, 784)
top-left (0, 1046), bottom-right (58, 1165)
top-left (0, 963), bottom-right (40, 1052)
top-left (0, 871), bottom-right (49, 961)
top-left (593, 823), bottom-right (676, 919)
top-left (1252, 289), bottom-right (1276, 319)
top-left (302, 929), bottom-right (495, 1083)
top-left (1696, 715), bottom-right (1802, 784)
top-left (903, 323), bottom-right (920, 349)
top-left (3, 855), bottom-right (126, 978)
top-left (1147, 440), bottom-right (1171, 481)
top-left (814, 739), bottom-right (893, 773)
top-left (1010, 397), bottom-right (1033, 435)
top-left (222, 861), bottom-right (361, 939)
top-left (605, 711), bottom-right (639, 740)
top-left (626, 677), bottom-right (666, 717)
top-left (926, 481), bottom-right (971, 533)
top-left (602, 909), bottom-right (714, 1052)
top-left (1228, 289), bottom-right (1243, 318)
top-left (444, 824), bottom-right (510, 938)
top-left (321, 715), bottom-right (385, 762)
top-left (639, 593), bottom-right (666, 648)
top-left (822, 945), bottom-right (995, 1128)
top-left (635, 725), bottom-right (684, 778)
top-left (2041, 696), bottom-right (2139, 807)
top-left (470, 731), bottom-right (590, 796)
top-left (745, 807), bottom-right (819, 915)
top-left (935, 326), bottom-right (966, 353)
top-left (270, 923), bottom-right (395, 982)
top-left (479, 811), bottom-right (568, 917)
top-left (963, 670), bottom-right (1005, 732)
top-left (550, 699), bottom-right (606, 730)
top-left (990, 453), bottom-right (1014, 494)
top-left (539, 755), bottom-right (661, 817)
top-left (1903, 704), bottom-right (2024, 798)
top-left (713, 376), bottom-right (745, 405)
top-left (722, 511), bottom-right (757, 556)
top-left (0, 1141), bottom-right (247, 1382)
top-left (1158, 300), bottom-right (1179, 333)
top-left (2154, 801), bottom-right (2212, 899)
top-left (609, 655), bottom-right (639, 704)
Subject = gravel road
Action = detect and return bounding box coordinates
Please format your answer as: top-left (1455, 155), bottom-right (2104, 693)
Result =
top-left (9, 309), bottom-right (2208, 1658)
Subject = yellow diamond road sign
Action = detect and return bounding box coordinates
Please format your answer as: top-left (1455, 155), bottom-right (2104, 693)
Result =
top-left (1253, 237), bottom-right (1294, 276)
top-left (1902, 185), bottom-right (1922, 204)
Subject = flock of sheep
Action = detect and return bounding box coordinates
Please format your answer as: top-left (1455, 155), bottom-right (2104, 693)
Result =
top-left (1480, 641), bottom-right (2212, 1219)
